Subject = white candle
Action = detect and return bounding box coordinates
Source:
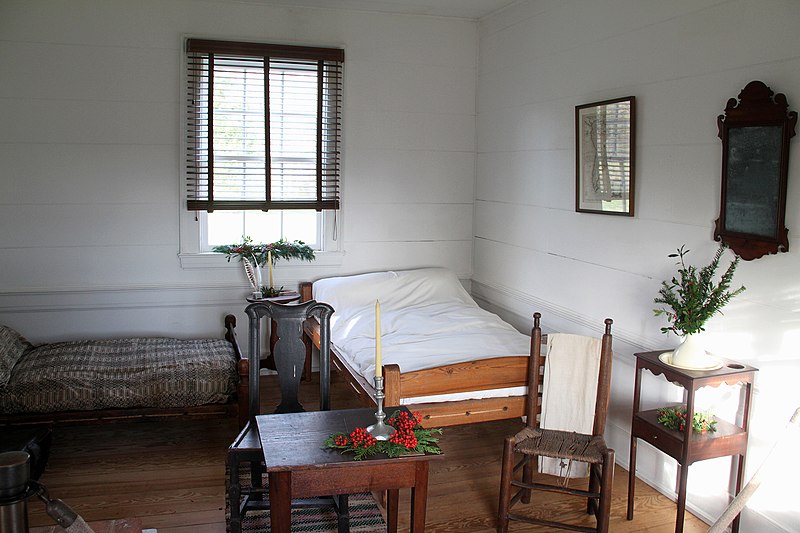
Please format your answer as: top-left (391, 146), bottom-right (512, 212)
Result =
top-left (375, 300), bottom-right (382, 378)
top-left (268, 250), bottom-right (273, 288)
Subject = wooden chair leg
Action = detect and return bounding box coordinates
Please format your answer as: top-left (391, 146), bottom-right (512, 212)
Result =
top-left (587, 462), bottom-right (600, 515)
top-left (521, 454), bottom-right (535, 504)
top-left (250, 460), bottom-right (264, 501)
top-left (229, 456), bottom-right (242, 533)
top-left (336, 494), bottom-right (349, 533)
top-left (497, 436), bottom-right (516, 533)
top-left (597, 449), bottom-right (615, 533)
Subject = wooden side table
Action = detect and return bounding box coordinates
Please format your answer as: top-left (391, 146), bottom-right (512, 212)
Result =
top-left (257, 406), bottom-right (443, 533)
top-left (626, 350), bottom-right (757, 533)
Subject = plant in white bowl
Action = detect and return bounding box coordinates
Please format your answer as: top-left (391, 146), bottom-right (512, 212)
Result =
top-left (653, 245), bottom-right (745, 369)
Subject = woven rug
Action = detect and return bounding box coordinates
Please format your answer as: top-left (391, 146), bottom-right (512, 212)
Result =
top-left (226, 464), bottom-right (386, 532)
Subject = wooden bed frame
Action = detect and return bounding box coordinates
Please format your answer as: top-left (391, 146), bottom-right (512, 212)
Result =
top-left (0, 315), bottom-right (251, 428)
top-left (300, 282), bottom-right (533, 427)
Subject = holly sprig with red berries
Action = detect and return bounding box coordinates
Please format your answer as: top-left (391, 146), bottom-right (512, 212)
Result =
top-left (656, 405), bottom-right (717, 433)
top-left (323, 410), bottom-right (442, 461)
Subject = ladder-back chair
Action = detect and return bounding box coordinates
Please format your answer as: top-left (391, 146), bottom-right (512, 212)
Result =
top-left (227, 299), bottom-right (348, 533)
top-left (497, 312), bottom-right (614, 533)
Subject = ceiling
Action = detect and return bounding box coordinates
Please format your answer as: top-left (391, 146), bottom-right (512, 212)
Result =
top-left (240, 0), bottom-right (521, 19)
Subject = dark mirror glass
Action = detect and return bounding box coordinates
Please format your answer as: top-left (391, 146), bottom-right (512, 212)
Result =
top-left (724, 126), bottom-right (782, 237)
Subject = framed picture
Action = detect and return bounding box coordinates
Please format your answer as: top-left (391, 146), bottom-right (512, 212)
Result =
top-left (575, 96), bottom-right (635, 215)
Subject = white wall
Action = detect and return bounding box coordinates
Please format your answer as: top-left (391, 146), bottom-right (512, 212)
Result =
top-left (4, 0), bottom-right (799, 528)
top-left (0, 0), bottom-right (476, 341)
top-left (475, 0), bottom-right (800, 531)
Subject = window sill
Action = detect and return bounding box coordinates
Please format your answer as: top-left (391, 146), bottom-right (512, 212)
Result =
top-left (178, 251), bottom-right (345, 270)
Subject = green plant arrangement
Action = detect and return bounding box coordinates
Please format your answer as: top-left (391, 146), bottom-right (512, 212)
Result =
top-left (213, 236), bottom-right (315, 296)
top-left (259, 285), bottom-right (285, 298)
top-left (323, 410), bottom-right (442, 461)
top-left (653, 245), bottom-right (746, 336)
top-left (213, 236), bottom-right (315, 267)
top-left (656, 405), bottom-right (717, 433)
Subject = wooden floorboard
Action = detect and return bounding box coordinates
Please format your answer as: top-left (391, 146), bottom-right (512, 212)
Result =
top-left (25, 373), bottom-right (708, 532)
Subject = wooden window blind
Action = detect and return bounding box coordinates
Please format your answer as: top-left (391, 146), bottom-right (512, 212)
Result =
top-left (185, 39), bottom-right (343, 212)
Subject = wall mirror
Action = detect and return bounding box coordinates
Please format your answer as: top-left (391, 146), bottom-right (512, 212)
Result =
top-left (714, 81), bottom-right (796, 260)
top-left (575, 96), bottom-right (635, 216)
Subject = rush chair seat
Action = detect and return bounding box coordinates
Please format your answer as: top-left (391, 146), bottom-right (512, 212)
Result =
top-left (227, 299), bottom-right (348, 533)
top-left (497, 312), bottom-right (614, 533)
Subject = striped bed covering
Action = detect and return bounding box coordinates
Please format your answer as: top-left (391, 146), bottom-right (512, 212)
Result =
top-left (1, 337), bottom-right (237, 414)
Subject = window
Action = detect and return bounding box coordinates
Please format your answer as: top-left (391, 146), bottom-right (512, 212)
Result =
top-left (184, 39), bottom-right (343, 250)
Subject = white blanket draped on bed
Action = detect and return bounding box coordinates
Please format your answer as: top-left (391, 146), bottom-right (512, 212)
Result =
top-left (313, 268), bottom-right (531, 390)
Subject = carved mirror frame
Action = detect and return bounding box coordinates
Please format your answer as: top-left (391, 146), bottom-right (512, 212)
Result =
top-left (714, 81), bottom-right (797, 260)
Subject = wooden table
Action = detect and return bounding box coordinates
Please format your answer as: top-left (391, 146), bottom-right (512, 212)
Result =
top-left (626, 350), bottom-right (757, 533)
top-left (257, 406), bottom-right (443, 533)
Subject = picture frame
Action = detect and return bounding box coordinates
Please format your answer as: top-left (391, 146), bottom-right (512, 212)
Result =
top-left (575, 96), bottom-right (635, 216)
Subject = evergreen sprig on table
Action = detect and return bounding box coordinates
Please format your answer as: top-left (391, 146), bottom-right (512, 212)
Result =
top-left (213, 236), bottom-right (315, 266)
top-left (323, 411), bottom-right (442, 461)
top-left (656, 405), bottom-right (717, 433)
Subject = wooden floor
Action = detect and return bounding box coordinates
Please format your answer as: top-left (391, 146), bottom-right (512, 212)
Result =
top-left (26, 373), bottom-right (708, 532)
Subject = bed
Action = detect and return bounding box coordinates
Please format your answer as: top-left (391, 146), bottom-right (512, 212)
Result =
top-left (300, 268), bottom-right (534, 427)
top-left (0, 315), bottom-right (250, 427)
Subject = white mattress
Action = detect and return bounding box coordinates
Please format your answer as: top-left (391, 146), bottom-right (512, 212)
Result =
top-left (313, 268), bottom-right (531, 403)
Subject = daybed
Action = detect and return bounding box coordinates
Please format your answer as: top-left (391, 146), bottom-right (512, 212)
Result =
top-left (300, 268), bottom-right (534, 427)
top-left (0, 315), bottom-right (250, 427)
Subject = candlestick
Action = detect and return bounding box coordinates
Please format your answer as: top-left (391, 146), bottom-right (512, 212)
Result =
top-left (367, 376), bottom-right (395, 441)
top-left (375, 300), bottom-right (382, 378)
top-left (268, 250), bottom-right (273, 288)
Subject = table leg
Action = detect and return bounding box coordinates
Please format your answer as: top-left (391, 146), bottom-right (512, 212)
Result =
top-left (268, 471), bottom-right (292, 533)
top-left (675, 390), bottom-right (698, 533)
top-left (731, 454), bottom-right (746, 533)
top-left (386, 489), bottom-right (399, 533)
top-left (675, 463), bottom-right (689, 533)
top-left (627, 437), bottom-right (637, 520)
top-left (627, 364), bottom-right (643, 521)
top-left (410, 462), bottom-right (430, 533)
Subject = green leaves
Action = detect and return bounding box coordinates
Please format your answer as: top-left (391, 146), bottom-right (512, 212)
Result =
top-left (212, 236), bottom-right (315, 266)
top-left (653, 245), bottom-right (745, 336)
top-left (322, 411), bottom-right (443, 461)
top-left (656, 405), bottom-right (717, 432)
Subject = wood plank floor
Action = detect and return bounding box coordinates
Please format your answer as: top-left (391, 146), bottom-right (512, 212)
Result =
top-left (26, 373), bottom-right (708, 532)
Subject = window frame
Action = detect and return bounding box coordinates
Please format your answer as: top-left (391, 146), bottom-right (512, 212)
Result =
top-left (185, 38), bottom-right (343, 212)
top-left (178, 37), bottom-right (345, 269)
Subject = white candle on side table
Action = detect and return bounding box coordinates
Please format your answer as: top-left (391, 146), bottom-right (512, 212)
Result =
top-left (367, 298), bottom-right (394, 440)
top-left (375, 300), bottom-right (382, 377)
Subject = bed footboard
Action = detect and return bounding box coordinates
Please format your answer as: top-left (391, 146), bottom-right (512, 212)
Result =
top-left (300, 298), bottom-right (531, 427)
top-left (225, 314), bottom-right (250, 429)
